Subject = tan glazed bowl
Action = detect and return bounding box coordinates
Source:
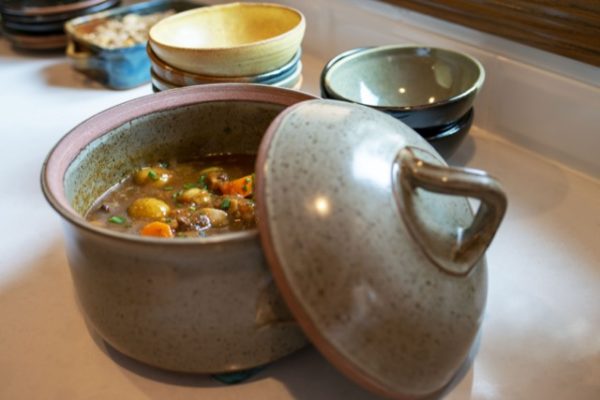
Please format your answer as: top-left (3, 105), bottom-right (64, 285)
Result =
top-left (148, 2), bottom-right (305, 76)
top-left (41, 84), bottom-right (316, 373)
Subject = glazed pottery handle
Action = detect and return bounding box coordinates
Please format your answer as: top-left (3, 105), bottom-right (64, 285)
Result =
top-left (395, 147), bottom-right (507, 276)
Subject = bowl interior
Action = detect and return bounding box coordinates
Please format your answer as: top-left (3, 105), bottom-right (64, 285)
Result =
top-left (64, 100), bottom-right (288, 216)
top-left (150, 3), bottom-right (303, 49)
top-left (324, 46), bottom-right (483, 108)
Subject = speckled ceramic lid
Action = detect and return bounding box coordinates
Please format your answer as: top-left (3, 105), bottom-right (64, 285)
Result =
top-left (255, 99), bottom-right (506, 399)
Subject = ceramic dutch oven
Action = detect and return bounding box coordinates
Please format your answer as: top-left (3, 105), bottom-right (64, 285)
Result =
top-left (42, 84), bottom-right (507, 400)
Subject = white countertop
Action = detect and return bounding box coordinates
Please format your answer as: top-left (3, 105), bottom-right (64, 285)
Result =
top-left (1, 38), bottom-right (599, 400)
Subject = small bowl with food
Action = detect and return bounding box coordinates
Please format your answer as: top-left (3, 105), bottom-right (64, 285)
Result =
top-left (42, 84), bottom-right (316, 373)
top-left (65, 0), bottom-right (198, 89)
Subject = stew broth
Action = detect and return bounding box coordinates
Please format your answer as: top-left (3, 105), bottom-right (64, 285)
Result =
top-left (86, 154), bottom-right (256, 237)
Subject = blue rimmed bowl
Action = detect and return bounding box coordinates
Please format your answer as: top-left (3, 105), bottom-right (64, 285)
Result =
top-left (148, 43), bottom-right (302, 87)
top-left (150, 64), bottom-right (303, 93)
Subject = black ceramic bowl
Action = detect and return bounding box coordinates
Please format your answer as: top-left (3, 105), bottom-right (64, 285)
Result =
top-left (0, 0), bottom-right (120, 48)
top-left (0, 0), bottom-right (110, 17)
top-left (1, 18), bottom-right (65, 33)
top-left (321, 45), bottom-right (484, 129)
top-left (0, 0), bottom-right (118, 22)
top-left (425, 108), bottom-right (473, 160)
top-left (1, 25), bottom-right (67, 50)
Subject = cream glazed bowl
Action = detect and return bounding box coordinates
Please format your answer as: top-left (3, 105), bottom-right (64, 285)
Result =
top-left (148, 2), bottom-right (305, 76)
top-left (41, 84), bottom-right (316, 373)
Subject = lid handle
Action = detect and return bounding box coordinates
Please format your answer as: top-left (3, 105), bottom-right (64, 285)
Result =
top-left (393, 147), bottom-right (507, 276)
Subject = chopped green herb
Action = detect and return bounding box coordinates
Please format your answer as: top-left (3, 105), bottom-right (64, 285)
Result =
top-left (242, 185), bottom-right (248, 192)
top-left (163, 186), bottom-right (174, 191)
top-left (189, 205), bottom-right (197, 211)
top-left (147, 169), bottom-right (159, 181)
top-left (172, 190), bottom-right (183, 200)
top-left (108, 216), bottom-right (126, 225)
top-left (244, 177), bottom-right (251, 183)
top-left (197, 175), bottom-right (207, 189)
top-left (221, 198), bottom-right (231, 210)
top-left (183, 183), bottom-right (197, 190)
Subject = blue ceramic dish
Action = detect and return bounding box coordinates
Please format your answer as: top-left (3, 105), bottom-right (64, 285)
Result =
top-left (65, 0), bottom-right (202, 89)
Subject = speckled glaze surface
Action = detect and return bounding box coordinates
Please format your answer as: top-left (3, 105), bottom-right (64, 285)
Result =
top-left (41, 84), bottom-right (316, 373)
top-left (256, 100), bottom-right (506, 399)
top-left (148, 2), bottom-right (305, 76)
top-left (321, 45), bottom-right (485, 129)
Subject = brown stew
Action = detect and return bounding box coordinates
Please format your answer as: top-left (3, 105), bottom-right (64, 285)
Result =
top-left (86, 154), bottom-right (256, 238)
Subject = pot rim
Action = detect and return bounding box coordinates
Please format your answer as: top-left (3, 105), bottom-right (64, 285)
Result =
top-left (40, 83), bottom-right (316, 245)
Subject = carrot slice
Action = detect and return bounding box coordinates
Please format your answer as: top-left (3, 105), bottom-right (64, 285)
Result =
top-left (140, 221), bottom-right (174, 238)
top-left (221, 174), bottom-right (254, 197)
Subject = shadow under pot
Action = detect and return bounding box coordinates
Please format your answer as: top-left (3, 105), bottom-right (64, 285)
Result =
top-left (42, 84), bottom-right (507, 400)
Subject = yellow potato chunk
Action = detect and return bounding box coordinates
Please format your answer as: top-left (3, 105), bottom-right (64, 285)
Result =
top-left (199, 208), bottom-right (228, 228)
top-left (128, 197), bottom-right (170, 219)
top-left (134, 167), bottom-right (172, 188)
top-left (180, 188), bottom-right (203, 203)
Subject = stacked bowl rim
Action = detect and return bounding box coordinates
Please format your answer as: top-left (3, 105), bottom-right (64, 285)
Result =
top-left (0, 0), bottom-right (109, 16)
top-left (150, 64), bottom-right (304, 92)
top-left (147, 43), bottom-right (302, 86)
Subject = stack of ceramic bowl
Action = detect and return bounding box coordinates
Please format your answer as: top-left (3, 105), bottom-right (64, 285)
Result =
top-left (0, 0), bottom-right (120, 50)
top-left (147, 2), bottom-right (305, 92)
top-left (321, 45), bottom-right (485, 159)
